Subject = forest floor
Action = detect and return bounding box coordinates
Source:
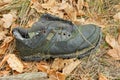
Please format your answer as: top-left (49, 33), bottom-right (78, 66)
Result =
top-left (0, 0), bottom-right (120, 80)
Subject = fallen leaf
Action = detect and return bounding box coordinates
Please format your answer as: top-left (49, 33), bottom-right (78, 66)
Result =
top-left (58, 3), bottom-right (68, 10)
top-left (41, 0), bottom-right (56, 9)
top-left (0, 54), bottom-right (9, 68)
top-left (0, 2), bottom-right (8, 6)
top-left (114, 3), bottom-right (120, 11)
top-left (3, 0), bottom-right (12, 3)
top-left (0, 31), bottom-right (7, 41)
top-left (48, 69), bottom-right (57, 80)
top-left (63, 3), bottom-right (77, 21)
top-left (31, 0), bottom-right (85, 23)
top-left (31, 1), bottom-right (43, 13)
top-left (9, 10), bottom-right (17, 20)
top-left (118, 34), bottom-right (120, 44)
top-left (48, 69), bottom-right (66, 80)
top-left (7, 54), bottom-right (24, 73)
top-left (56, 72), bottom-right (66, 80)
top-left (49, 75), bottom-right (57, 80)
top-left (51, 58), bottom-right (74, 71)
top-left (99, 73), bottom-right (108, 80)
top-left (77, 0), bottom-right (84, 10)
top-left (51, 58), bottom-right (65, 71)
top-left (76, 10), bottom-right (85, 17)
top-left (37, 59), bottom-right (70, 80)
top-left (105, 34), bottom-right (120, 60)
top-left (0, 71), bottom-right (10, 77)
top-left (0, 18), bottom-right (4, 26)
top-left (105, 34), bottom-right (118, 48)
top-left (107, 49), bottom-right (120, 60)
top-left (63, 60), bottom-right (81, 75)
top-left (2, 13), bottom-right (13, 28)
top-left (113, 12), bottom-right (120, 21)
top-left (0, 37), bottom-right (13, 54)
top-left (37, 61), bottom-right (50, 73)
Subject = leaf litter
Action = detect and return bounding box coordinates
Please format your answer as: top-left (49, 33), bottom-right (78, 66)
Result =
top-left (0, 0), bottom-right (120, 79)
top-left (106, 34), bottom-right (120, 60)
top-left (0, 54), bottom-right (24, 73)
top-left (99, 73), bottom-right (108, 80)
top-left (37, 58), bottom-right (81, 80)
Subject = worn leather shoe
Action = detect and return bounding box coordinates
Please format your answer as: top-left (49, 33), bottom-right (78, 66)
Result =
top-left (12, 13), bottom-right (102, 61)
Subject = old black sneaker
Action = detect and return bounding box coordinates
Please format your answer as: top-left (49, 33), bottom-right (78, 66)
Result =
top-left (12, 13), bottom-right (102, 61)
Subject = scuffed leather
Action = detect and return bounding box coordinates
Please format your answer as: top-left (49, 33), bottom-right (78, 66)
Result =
top-left (12, 13), bottom-right (102, 61)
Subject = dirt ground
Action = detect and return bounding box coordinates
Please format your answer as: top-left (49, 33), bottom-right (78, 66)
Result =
top-left (0, 0), bottom-right (120, 80)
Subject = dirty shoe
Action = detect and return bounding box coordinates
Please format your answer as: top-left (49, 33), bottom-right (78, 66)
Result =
top-left (12, 13), bottom-right (102, 61)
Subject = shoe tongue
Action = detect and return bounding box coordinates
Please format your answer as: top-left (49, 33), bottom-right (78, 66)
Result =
top-left (28, 32), bottom-right (36, 38)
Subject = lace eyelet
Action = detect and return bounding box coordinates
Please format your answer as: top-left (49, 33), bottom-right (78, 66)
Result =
top-left (63, 33), bottom-right (66, 35)
top-left (68, 34), bottom-right (71, 37)
top-left (43, 30), bottom-right (46, 33)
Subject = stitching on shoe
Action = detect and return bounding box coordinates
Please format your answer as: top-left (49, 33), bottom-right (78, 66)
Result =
top-left (74, 25), bottom-right (95, 48)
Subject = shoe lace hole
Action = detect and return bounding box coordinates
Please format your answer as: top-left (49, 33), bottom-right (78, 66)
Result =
top-left (43, 30), bottom-right (46, 33)
top-left (63, 33), bottom-right (66, 35)
top-left (68, 34), bottom-right (71, 37)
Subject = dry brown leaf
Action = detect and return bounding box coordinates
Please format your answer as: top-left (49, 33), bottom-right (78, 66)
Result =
top-left (31, 1), bottom-right (44, 13)
top-left (0, 37), bottom-right (13, 54)
top-left (76, 10), bottom-right (85, 17)
top-left (1, 13), bottom-right (13, 28)
top-left (0, 54), bottom-right (9, 68)
top-left (74, 0), bottom-right (85, 17)
top-left (107, 49), bottom-right (120, 60)
top-left (37, 61), bottom-right (50, 73)
top-left (41, 0), bottom-right (56, 9)
top-left (31, 0), bottom-right (84, 22)
top-left (114, 3), bottom-right (120, 11)
top-left (0, 31), bottom-right (7, 41)
top-left (1, 37), bottom-right (13, 48)
top-left (48, 69), bottom-right (57, 80)
top-left (63, 60), bottom-right (81, 75)
top-left (63, 3), bottom-right (77, 21)
top-left (9, 10), bottom-right (17, 20)
top-left (105, 34), bottom-right (120, 60)
top-left (0, 2), bottom-right (8, 6)
top-left (51, 58), bottom-right (74, 71)
top-left (99, 73), bottom-right (108, 80)
top-left (3, 0), bottom-right (12, 3)
top-left (77, 0), bottom-right (84, 10)
top-left (113, 12), bottom-right (120, 21)
top-left (7, 54), bottom-right (24, 73)
top-left (48, 69), bottom-right (66, 80)
top-left (51, 58), bottom-right (65, 71)
top-left (118, 34), bottom-right (120, 44)
top-left (0, 18), bottom-right (4, 26)
top-left (0, 55), bottom-right (11, 77)
top-left (0, 71), bottom-right (10, 77)
top-left (56, 72), bottom-right (66, 80)
top-left (37, 60), bottom-right (67, 80)
top-left (58, 3), bottom-right (67, 10)
top-left (48, 69), bottom-right (56, 76)
top-left (105, 34), bottom-right (118, 48)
